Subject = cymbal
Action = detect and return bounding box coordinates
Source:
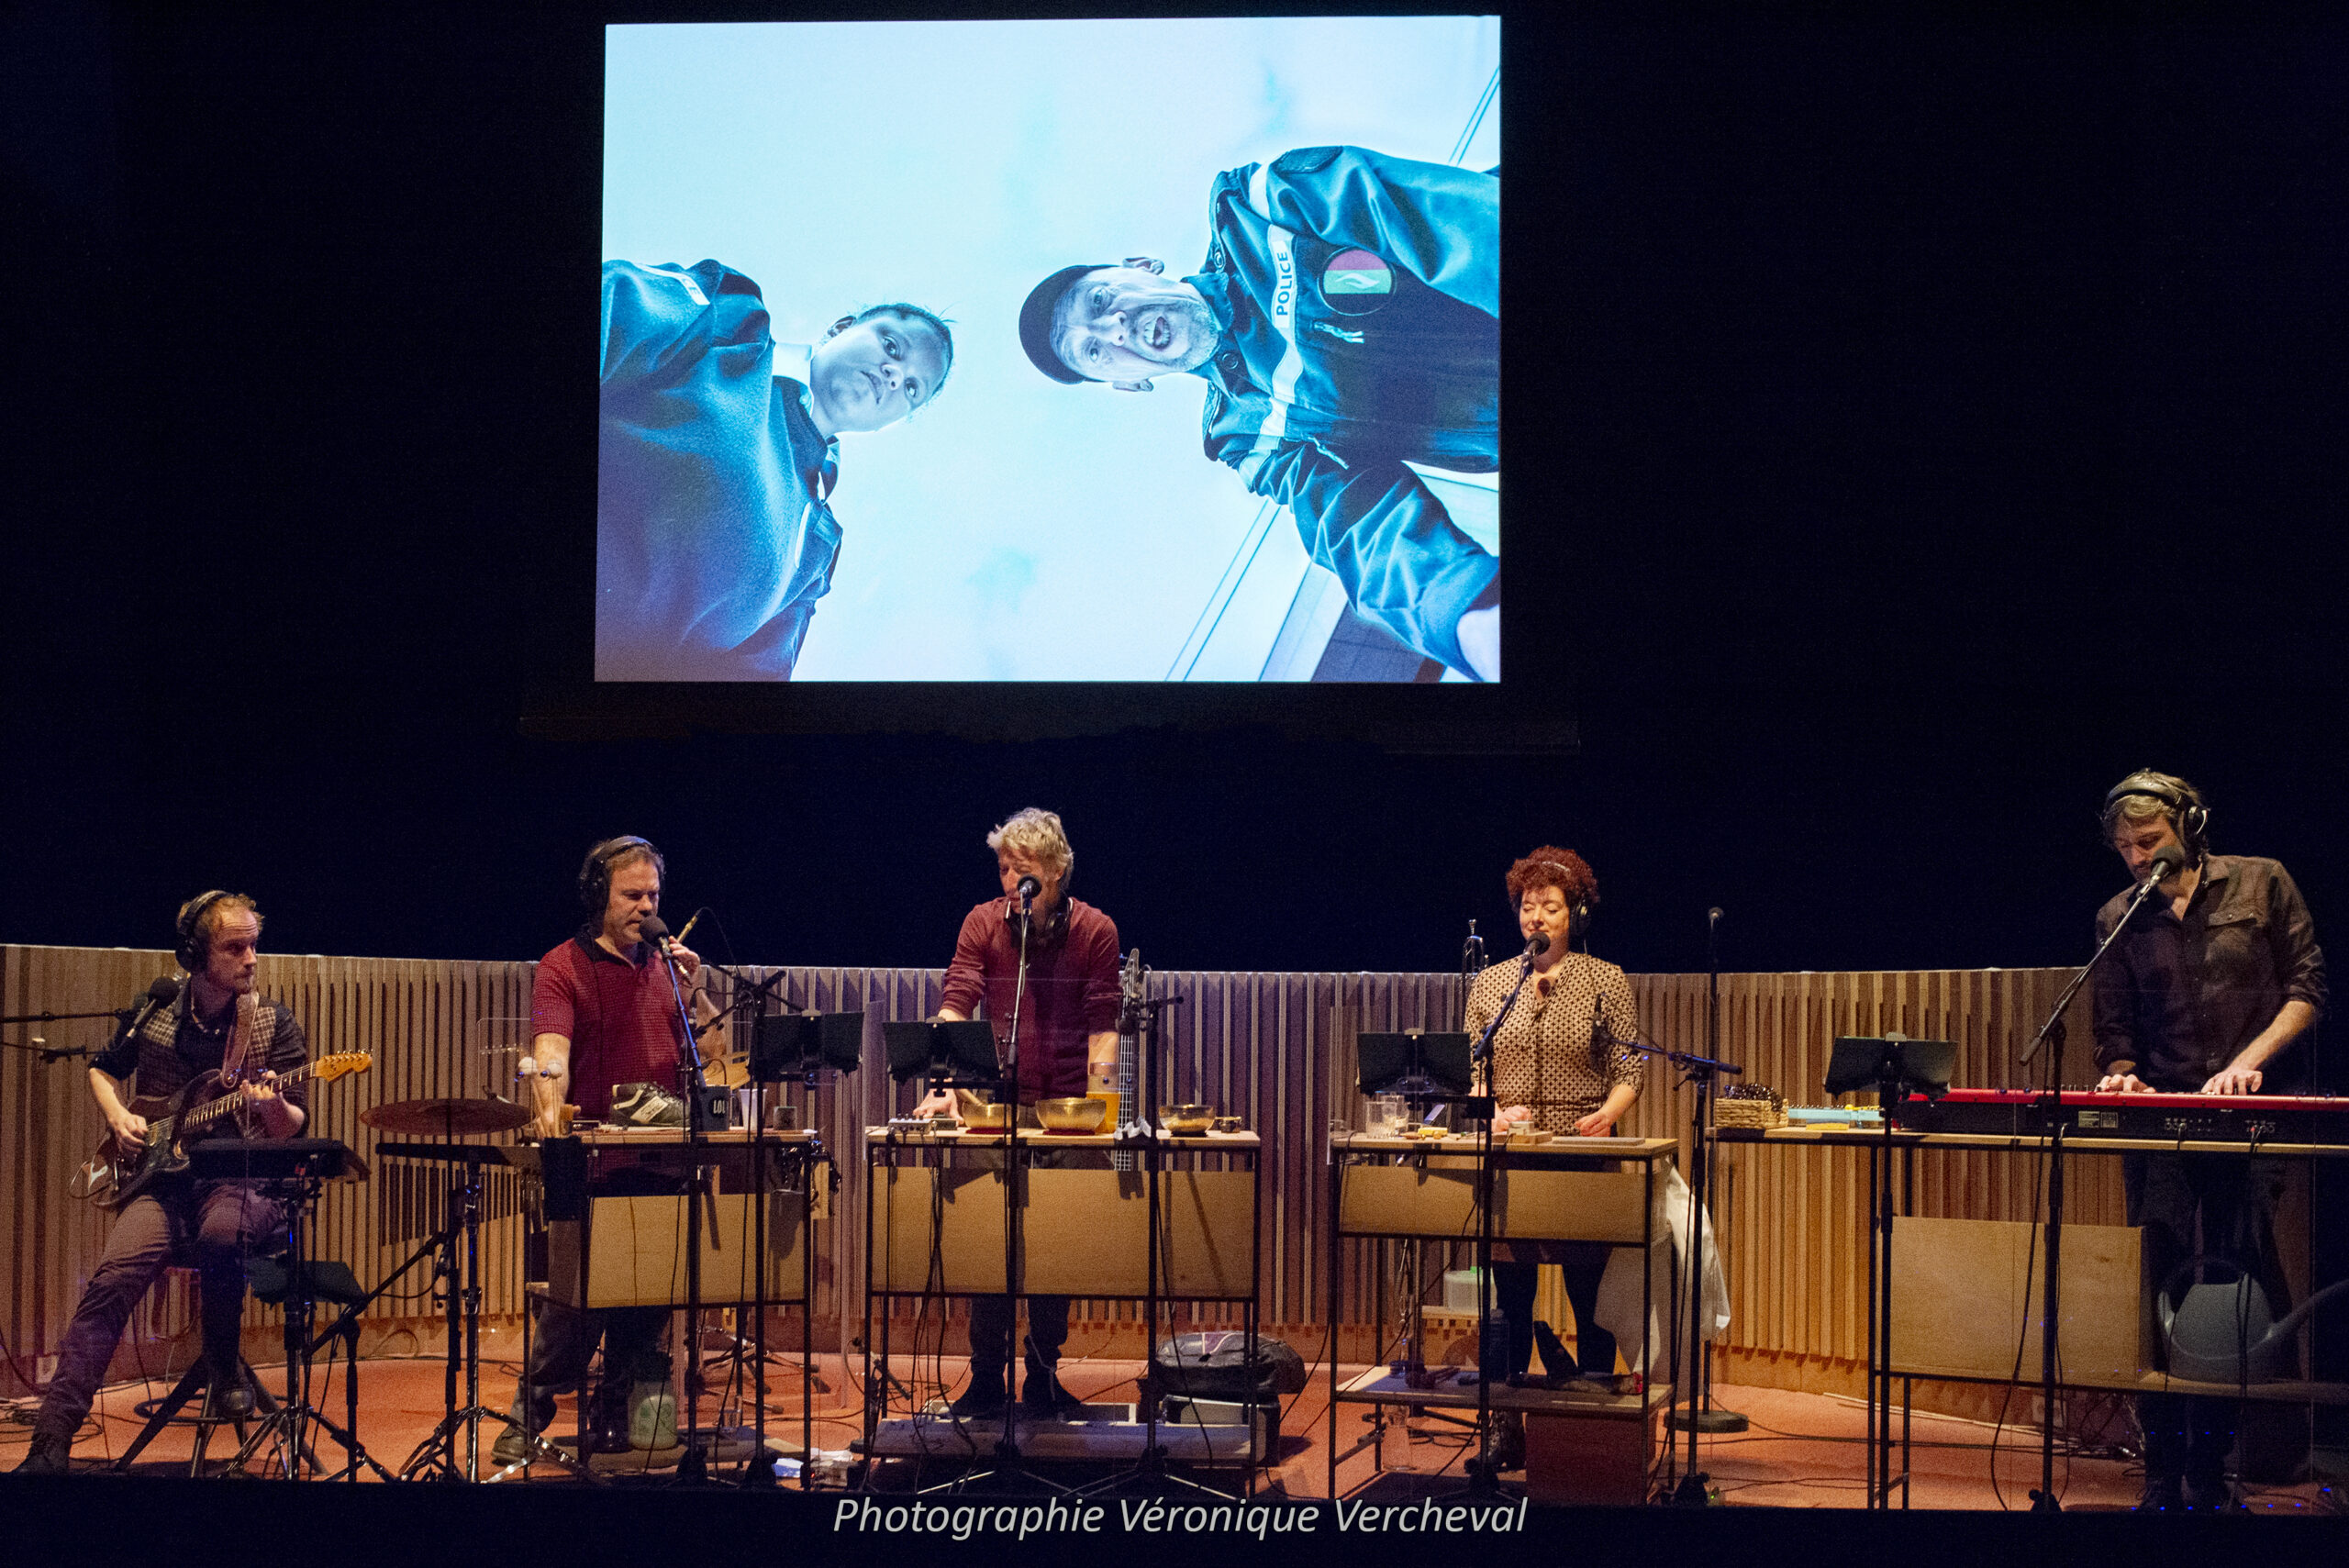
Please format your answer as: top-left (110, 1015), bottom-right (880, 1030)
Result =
top-left (361, 1096), bottom-right (531, 1136)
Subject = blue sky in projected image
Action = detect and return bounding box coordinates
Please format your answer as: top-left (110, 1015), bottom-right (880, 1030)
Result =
top-left (604, 17), bottom-right (1500, 681)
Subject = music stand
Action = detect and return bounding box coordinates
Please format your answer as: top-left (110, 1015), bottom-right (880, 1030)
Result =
top-left (184, 1139), bottom-right (363, 1480)
top-left (882, 1019), bottom-right (1001, 1088)
top-left (742, 1010), bottom-right (863, 1485)
top-left (1357, 1032), bottom-right (1475, 1101)
top-left (1827, 1034), bottom-right (1954, 1509)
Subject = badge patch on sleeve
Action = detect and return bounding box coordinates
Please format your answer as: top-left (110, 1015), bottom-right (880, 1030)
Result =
top-left (1321, 249), bottom-right (1393, 316)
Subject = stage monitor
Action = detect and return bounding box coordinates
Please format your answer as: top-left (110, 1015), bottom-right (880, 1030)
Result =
top-left (597, 17), bottom-right (1504, 691)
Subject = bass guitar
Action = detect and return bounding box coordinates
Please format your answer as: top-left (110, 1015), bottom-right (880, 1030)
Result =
top-left (1112, 949), bottom-right (1146, 1171)
top-left (74, 1052), bottom-right (373, 1209)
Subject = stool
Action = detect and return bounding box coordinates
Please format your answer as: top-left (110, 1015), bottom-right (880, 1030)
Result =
top-left (114, 1355), bottom-right (278, 1475)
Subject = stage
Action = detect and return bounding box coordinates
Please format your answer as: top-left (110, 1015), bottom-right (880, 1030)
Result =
top-left (7, 1349), bottom-right (2342, 1513)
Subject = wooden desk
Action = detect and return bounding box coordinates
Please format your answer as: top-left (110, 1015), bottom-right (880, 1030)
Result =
top-left (1325, 1131), bottom-right (1681, 1502)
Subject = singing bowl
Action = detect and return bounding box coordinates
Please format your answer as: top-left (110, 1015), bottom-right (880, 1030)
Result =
top-left (1036, 1096), bottom-right (1108, 1134)
top-left (1159, 1102), bottom-right (1217, 1135)
top-left (955, 1092), bottom-right (1011, 1131)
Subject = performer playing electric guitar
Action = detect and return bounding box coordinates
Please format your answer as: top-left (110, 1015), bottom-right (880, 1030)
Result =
top-left (15, 891), bottom-right (314, 1475)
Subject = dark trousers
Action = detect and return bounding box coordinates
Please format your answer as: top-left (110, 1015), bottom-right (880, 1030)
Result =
top-left (33, 1181), bottom-right (280, 1446)
top-left (517, 1297), bottom-right (669, 1431)
top-left (1493, 1245), bottom-right (1616, 1377)
top-left (516, 1167), bottom-right (681, 1431)
top-left (2126, 1151), bottom-right (2289, 1485)
top-left (967, 1294), bottom-right (1070, 1386)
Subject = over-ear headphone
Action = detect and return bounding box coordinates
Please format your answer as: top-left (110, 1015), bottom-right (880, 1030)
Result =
top-left (2101, 771), bottom-right (2210, 851)
top-left (175, 890), bottom-right (235, 972)
top-left (1570, 889), bottom-right (1598, 952)
top-left (578, 836), bottom-right (663, 916)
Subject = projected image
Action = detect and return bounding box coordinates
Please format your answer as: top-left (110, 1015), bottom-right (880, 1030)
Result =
top-left (598, 17), bottom-right (1499, 684)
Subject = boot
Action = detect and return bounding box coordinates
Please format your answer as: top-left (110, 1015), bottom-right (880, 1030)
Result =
top-left (1531, 1321), bottom-right (1572, 1382)
top-left (12, 1433), bottom-right (70, 1475)
top-left (1020, 1364), bottom-right (1083, 1418)
top-left (950, 1365), bottom-right (1007, 1419)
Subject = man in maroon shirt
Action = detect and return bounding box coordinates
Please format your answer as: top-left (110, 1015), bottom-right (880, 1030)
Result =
top-left (918, 808), bottom-right (1120, 1418)
top-left (497, 836), bottom-right (703, 1462)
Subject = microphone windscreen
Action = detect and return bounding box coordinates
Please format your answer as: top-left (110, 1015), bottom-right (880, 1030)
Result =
top-left (1528, 933), bottom-right (1551, 954)
top-left (148, 975), bottom-right (182, 1001)
top-left (639, 915), bottom-right (671, 941)
top-left (1017, 876), bottom-right (1041, 899)
top-left (2149, 842), bottom-right (2188, 877)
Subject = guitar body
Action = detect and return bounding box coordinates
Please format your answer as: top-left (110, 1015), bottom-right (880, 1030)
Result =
top-left (82, 1073), bottom-right (227, 1210)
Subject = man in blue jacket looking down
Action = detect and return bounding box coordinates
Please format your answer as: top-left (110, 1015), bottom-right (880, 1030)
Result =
top-left (600, 258), bottom-right (952, 680)
top-left (1019, 146), bottom-right (1497, 680)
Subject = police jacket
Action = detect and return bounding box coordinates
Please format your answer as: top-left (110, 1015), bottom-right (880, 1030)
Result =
top-left (1185, 147), bottom-right (1498, 674)
top-left (597, 259), bottom-right (842, 681)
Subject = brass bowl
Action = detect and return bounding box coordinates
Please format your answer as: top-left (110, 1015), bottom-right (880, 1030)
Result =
top-left (1159, 1102), bottom-right (1216, 1135)
top-left (955, 1090), bottom-right (1011, 1132)
top-left (1036, 1096), bottom-right (1108, 1135)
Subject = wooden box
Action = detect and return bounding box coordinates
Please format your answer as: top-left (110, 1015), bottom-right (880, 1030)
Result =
top-left (1887, 1216), bottom-right (2145, 1383)
top-left (549, 1189), bottom-right (807, 1310)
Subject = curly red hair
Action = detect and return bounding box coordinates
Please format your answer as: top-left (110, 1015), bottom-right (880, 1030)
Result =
top-left (1506, 846), bottom-right (1597, 907)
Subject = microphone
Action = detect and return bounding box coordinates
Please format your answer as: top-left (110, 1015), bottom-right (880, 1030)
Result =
top-left (1521, 932), bottom-right (1551, 967)
top-left (1017, 875), bottom-right (1041, 909)
top-left (119, 976), bottom-right (179, 1040)
top-left (2142, 841), bottom-right (2188, 887)
top-left (640, 914), bottom-right (674, 959)
top-left (1708, 907), bottom-right (1724, 927)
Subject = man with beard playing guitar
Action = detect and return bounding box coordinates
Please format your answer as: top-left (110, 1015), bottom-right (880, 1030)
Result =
top-left (14, 891), bottom-right (309, 1474)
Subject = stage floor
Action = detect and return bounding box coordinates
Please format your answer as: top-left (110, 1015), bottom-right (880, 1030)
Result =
top-left (4, 1351), bottom-right (2340, 1513)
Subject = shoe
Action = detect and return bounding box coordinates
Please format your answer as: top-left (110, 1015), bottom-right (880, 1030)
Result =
top-left (208, 1376), bottom-right (254, 1420)
top-left (2138, 1475), bottom-right (2184, 1512)
top-left (1489, 1414), bottom-right (1526, 1473)
top-left (12, 1435), bottom-right (70, 1475)
top-left (1020, 1368), bottom-right (1085, 1418)
top-left (949, 1370), bottom-right (1007, 1419)
top-left (492, 1421), bottom-right (535, 1467)
top-left (1531, 1322), bottom-right (1572, 1381)
top-left (2183, 1473), bottom-right (2240, 1511)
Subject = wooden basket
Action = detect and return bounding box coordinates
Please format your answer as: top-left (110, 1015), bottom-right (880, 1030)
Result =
top-left (1714, 1085), bottom-right (1785, 1129)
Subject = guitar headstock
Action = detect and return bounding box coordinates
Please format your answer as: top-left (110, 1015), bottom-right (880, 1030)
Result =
top-left (314, 1052), bottom-right (373, 1084)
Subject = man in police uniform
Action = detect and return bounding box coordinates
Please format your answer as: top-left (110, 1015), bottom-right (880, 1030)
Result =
top-left (598, 259), bottom-right (953, 681)
top-left (1019, 146), bottom-right (1497, 680)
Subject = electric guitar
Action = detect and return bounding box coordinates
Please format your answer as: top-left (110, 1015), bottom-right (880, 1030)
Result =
top-left (1113, 949), bottom-right (1146, 1171)
top-left (75, 1052), bottom-right (373, 1209)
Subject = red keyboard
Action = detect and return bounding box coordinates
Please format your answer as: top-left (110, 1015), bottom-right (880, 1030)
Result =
top-left (1897, 1087), bottom-right (2349, 1142)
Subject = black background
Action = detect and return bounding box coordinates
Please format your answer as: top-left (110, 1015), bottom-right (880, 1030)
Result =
top-left (1, 3), bottom-right (2339, 984)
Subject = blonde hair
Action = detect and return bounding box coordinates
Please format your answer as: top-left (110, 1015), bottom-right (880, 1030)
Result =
top-left (985, 807), bottom-right (1074, 884)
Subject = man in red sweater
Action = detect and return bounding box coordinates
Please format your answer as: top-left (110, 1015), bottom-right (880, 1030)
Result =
top-left (920, 808), bottom-right (1120, 1417)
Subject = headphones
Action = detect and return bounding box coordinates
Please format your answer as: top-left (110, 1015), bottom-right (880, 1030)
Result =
top-left (2100, 771), bottom-right (2210, 851)
top-left (175, 889), bottom-right (239, 972)
top-left (578, 836), bottom-right (663, 916)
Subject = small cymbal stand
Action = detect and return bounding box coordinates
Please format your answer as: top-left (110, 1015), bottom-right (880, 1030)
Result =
top-left (397, 1147), bottom-right (517, 1481)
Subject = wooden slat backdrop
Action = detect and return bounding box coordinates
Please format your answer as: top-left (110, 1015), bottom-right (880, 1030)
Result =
top-left (2, 945), bottom-right (2110, 1406)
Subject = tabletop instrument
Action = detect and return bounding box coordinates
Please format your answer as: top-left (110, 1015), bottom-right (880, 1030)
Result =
top-left (1896, 1087), bottom-right (2349, 1144)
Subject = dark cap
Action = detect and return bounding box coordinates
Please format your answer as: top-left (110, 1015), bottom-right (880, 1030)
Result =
top-left (1019, 263), bottom-right (1106, 384)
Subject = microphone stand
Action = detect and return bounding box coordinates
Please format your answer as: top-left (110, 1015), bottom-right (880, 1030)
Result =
top-left (650, 928), bottom-right (717, 1484)
top-left (1672, 909), bottom-right (1748, 1438)
top-left (2015, 859), bottom-right (2176, 1513)
top-left (1461, 946), bottom-right (1540, 1492)
top-left (1601, 1023), bottom-right (1742, 1504)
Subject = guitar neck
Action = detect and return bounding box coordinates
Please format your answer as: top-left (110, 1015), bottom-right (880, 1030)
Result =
top-left (182, 1059), bottom-right (320, 1133)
